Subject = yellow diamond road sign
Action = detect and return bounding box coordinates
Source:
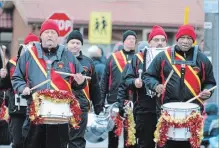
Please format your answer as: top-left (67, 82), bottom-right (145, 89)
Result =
top-left (89, 12), bottom-right (112, 44)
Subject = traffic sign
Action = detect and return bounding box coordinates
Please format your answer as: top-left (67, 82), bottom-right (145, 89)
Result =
top-left (48, 13), bottom-right (73, 37)
top-left (89, 12), bottom-right (112, 44)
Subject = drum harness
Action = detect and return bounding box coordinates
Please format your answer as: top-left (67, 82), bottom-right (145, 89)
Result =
top-left (171, 45), bottom-right (198, 102)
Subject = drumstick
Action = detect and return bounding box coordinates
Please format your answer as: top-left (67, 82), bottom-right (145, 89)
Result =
top-left (55, 71), bottom-right (91, 80)
top-left (1, 45), bottom-right (6, 69)
top-left (138, 69), bottom-right (143, 79)
top-left (30, 79), bottom-right (51, 91)
top-left (186, 86), bottom-right (217, 103)
top-left (157, 70), bottom-right (174, 97)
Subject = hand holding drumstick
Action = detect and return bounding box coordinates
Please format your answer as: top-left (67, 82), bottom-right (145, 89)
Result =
top-left (55, 71), bottom-right (91, 80)
top-left (22, 79), bottom-right (50, 95)
top-left (1, 45), bottom-right (6, 69)
top-left (156, 70), bottom-right (174, 97)
top-left (134, 69), bottom-right (143, 88)
top-left (186, 86), bottom-right (217, 103)
top-left (0, 45), bottom-right (7, 79)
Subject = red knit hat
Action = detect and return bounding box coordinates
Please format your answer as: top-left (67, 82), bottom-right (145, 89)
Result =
top-left (148, 25), bottom-right (167, 42)
top-left (40, 19), bottom-right (60, 36)
top-left (24, 33), bottom-right (40, 45)
top-left (175, 25), bottom-right (196, 42)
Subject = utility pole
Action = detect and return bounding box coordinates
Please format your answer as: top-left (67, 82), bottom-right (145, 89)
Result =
top-left (203, 0), bottom-right (219, 103)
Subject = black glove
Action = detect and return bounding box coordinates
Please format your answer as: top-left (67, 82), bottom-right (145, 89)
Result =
top-left (21, 94), bottom-right (32, 100)
top-left (119, 107), bottom-right (125, 117)
top-left (94, 106), bottom-right (103, 115)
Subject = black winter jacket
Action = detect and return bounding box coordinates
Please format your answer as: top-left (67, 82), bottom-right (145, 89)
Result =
top-left (143, 45), bottom-right (216, 109)
top-left (100, 49), bottom-right (135, 104)
top-left (122, 50), bottom-right (156, 114)
top-left (75, 51), bottom-right (103, 114)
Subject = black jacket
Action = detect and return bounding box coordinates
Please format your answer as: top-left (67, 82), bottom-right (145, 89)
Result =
top-left (117, 64), bottom-right (132, 111)
top-left (100, 49), bottom-right (135, 104)
top-left (122, 50), bottom-right (156, 114)
top-left (75, 51), bottom-right (103, 114)
top-left (3, 57), bottom-right (26, 115)
top-left (143, 45), bottom-right (216, 109)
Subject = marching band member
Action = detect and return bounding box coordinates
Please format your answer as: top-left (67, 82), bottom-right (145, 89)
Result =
top-left (4, 33), bottom-right (40, 148)
top-left (0, 45), bottom-right (11, 145)
top-left (66, 30), bottom-right (103, 148)
top-left (12, 19), bottom-right (86, 148)
top-left (122, 25), bottom-right (168, 148)
top-left (143, 24), bottom-right (216, 148)
top-left (100, 30), bottom-right (137, 148)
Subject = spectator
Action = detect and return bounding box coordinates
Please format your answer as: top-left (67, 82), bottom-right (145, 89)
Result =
top-left (199, 39), bottom-right (204, 52)
top-left (88, 45), bottom-right (106, 83)
top-left (203, 103), bottom-right (218, 138)
top-left (137, 41), bottom-right (149, 52)
top-left (113, 42), bottom-right (124, 52)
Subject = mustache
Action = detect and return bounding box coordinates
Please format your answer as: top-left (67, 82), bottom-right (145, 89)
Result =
top-left (156, 45), bottom-right (163, 48)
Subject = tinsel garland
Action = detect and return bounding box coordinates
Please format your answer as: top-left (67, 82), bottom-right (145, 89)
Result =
top-left (154, 111), bottom-right (203, 148)
top-left (0, 100), bottom-right (9, 121)
top-left (29, 89), bottom-right (82, 128)
top-left (113, 108), bottom-right (136, 146)
top-left (125, 108), bottom-right (136, 146)
top-left (113, 113), bottom-right (123, 136)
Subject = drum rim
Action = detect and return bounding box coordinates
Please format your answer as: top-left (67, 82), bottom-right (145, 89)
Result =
top-left (162, 102), bottom-right (200, 110)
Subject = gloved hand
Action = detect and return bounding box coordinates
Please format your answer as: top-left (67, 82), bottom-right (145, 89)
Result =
top-left (94, 106), bottom-right (104, 115)
top-left (21, 94), bottom-right (32, 100)
top-left (119, 107), bottom-right (125, 118)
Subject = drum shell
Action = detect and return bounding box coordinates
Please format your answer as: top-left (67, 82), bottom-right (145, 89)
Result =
top-left (38, 98), bottom-right (72, 124)
top-left (161, 102), bottom-right (200, 141)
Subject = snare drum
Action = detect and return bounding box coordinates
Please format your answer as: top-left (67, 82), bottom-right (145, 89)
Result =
top-left (32, 90), bottom-right (73, 124)
top-left (38, 99), bottom-right (73, 124)
top-left (161, 102), bottom-right (200, 141)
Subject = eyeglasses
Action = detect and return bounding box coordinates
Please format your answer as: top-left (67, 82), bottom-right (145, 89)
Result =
top-left (151, 38), bottom-right (166, 42)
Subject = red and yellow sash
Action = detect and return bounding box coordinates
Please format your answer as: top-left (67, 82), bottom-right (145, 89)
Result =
top-left (112, 50), bottom-right (127, 73)
top-left (9, 57), bottom-right (17, 66)
top-left (28, 46), bottom-right (72, 94)
top-left (165, 49), bottom-right (203, 104)
top-left (82, 81), bottom-right (91, 110)
top-left (136, 52), bottom-right (144, 63)
top-left (9, 57), bottom-right (17, 79)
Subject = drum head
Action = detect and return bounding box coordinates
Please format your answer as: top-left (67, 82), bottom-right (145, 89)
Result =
top-left (162, 102), bottom-right (199, 110)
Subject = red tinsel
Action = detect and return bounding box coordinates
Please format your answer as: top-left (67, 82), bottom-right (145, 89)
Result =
top-left (113, 113), bottom-right (123, 136)
top-left (154, 111), bottom-right (203, 148)
top-left (69, 98), bottom-right (82, 129)
top-left (38, 89), bottom-right (75, 101)
top-left (0, 99), bottom-right (9, 121)
top-left (29, 89), bottom-right (82, 128)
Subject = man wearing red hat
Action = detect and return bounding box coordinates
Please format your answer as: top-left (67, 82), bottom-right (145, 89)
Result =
top-left (2, 33), bottom-right (39, 148)
top-left (12, 19), bottom-right (86, 148)
top-left (24, 33), bottom-right (40, 46)
top-left (119, 25), bottom-right (168, 148)
top-left (143, 25), bottom-right (216, 148)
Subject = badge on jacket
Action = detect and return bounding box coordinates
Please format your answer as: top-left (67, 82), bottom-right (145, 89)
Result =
top-left (57, 61), bottom-right (64, 69)
top-left (83, 66), bottom-right (89, 72)
top-left (193, 67), bottom-right (200, 74)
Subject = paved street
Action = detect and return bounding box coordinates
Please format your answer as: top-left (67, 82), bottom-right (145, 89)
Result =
top-left (0, 135), bottom-right (124, 148)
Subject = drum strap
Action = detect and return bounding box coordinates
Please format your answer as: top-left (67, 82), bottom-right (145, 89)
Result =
top-left (164, 48), bottom-right (203, 105)
top-left (180, 64), bottom-right (186, 101)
